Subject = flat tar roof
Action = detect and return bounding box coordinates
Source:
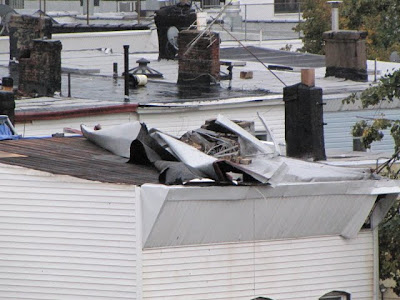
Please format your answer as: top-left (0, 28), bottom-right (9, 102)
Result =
top-left (0, 136), bottom-right (160, 185)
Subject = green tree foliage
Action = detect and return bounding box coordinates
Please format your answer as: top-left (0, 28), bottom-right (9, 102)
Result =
top-left (344, 70), bottom-right (400, 151)
top-left (380, 200), bottom-right (400, 295)
top-left (295, 0), bottom-right (400, 60)
top-left (293, 0), bottom-right (330, 54)
top-left (344, 69), bottom-right (400, 295)
top-left (298, 1), bottom-right (400, 292)
top-left (297, 0), bottom-right (400, 293)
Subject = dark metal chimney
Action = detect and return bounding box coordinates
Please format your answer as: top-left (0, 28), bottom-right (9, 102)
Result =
top-left (284, 69), bottom-right (326, 161)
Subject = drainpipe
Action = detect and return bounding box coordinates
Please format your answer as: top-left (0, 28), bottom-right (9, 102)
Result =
top-left (327, 1), bottom-right (342, 31)
top-left (373, 227), bottom-right (379, 300)
top-left (123, 45), bottom-right (129, 102)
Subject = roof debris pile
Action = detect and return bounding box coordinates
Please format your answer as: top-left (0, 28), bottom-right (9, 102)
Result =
top-left (81, 114), bottom-right (374, 186)
top-left (180, 118), bottom-right (256, 164)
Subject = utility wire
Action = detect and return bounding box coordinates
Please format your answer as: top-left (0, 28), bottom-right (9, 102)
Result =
top-left (215, 22), bottom-right (287, 87)
top-left (184, 2), bottom-right (287, 87)
top-left (183, 0), bottom-right (233, 57)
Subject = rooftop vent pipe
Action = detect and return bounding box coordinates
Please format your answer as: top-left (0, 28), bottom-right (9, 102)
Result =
top-left (327, 1), bottom-right (342, 31)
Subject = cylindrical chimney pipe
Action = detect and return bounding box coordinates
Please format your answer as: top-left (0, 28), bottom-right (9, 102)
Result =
top-left (327, 1), bottom-right (342, 31)
top-left (123, 45), bottom-right (129, 102)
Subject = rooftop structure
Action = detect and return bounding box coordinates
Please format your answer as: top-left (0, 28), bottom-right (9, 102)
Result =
top-left (0, 116), bottom-right (398, 299)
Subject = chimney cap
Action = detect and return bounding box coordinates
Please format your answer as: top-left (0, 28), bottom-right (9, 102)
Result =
top-left (327, 1), bottom-right (342, 7)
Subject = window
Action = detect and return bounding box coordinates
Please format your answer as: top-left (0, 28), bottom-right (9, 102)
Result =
top-left (320, 291), bottom-right (351, 300)
top-left (274, 0), bottom-right (302, 14)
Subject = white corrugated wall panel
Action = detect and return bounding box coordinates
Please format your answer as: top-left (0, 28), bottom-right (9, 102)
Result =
top-left (138, 102), bottom-right (285, 143)
top-left (324, 109), bottom-right (399, 152)
top-left (142, 231), bottom-right (373, 300)
top-left (0, 164), bottom-right (139, 300)
top-left (15, 112), bottom-right (138, 137)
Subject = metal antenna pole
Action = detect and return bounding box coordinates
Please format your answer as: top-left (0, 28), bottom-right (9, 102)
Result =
top-left (217, 22), bottom-right (287, 87)
top-left (124, 45), bottom-right (130, 102)
top-left (183, 0), bottom-right (232, 57)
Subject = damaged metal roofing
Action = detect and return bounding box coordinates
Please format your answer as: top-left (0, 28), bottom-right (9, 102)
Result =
top-left (82, 114), bottom-right (373, 186)
top-left (0, 115), bottom-right (385, 188)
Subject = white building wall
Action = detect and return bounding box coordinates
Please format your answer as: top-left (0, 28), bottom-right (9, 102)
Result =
top-left (15, 101), bottom-right (285, 144)
top-left (53, 30), bottom-right (158, 53)
top-left (0, 163), bottom-right (139, 300)
top-left (324, 109), bottom-right (398, 152)
top-left (239, 0), bottom-right (275, 21)
top-left (15, 112), bottom-right (138, 137)
top-left (142, 231), bottom-right (374, 300)
top-left (0, 30), bottom-right (158, 54)
top-left (24, 0), bottom-right (82, 12)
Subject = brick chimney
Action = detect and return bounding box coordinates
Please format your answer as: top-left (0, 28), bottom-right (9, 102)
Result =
top-left (323, 1), bottom-right (368, 82)
top-left (323, 30), bottom-right (368, 82)
top-left (18, 39), bottom-right (62, 97)
top-left (177, 30), bottom-right (220, 86)
top-left (8, 14), bottom-right (52, 62)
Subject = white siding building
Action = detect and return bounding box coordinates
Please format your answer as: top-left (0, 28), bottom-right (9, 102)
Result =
top-left (142, 232), bottom-right (374, 299)
top-left (0, 136), bottom-right (397, 300)
top-left (14, 96), bottom-right (285, 145)
top-left (0, 165), bottom-right (140, 300)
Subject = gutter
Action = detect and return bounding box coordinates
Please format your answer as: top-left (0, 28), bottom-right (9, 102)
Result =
top-left (138, 95), bottom-right (284, 114)
top-left (15, 103), bottom-right (138, 122)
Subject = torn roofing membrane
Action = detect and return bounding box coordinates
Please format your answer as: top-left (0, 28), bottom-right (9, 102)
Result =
top-left (81, 114), bottom-right (373, 185)
top-left (81, 122), bottom-right (141, 159)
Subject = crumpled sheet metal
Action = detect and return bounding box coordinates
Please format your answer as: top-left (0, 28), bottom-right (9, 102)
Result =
top-left (81, 116), bottom-right (374, 186)
top-left (216, 114), bottom-right (275, 156)
top-left (248, 155), bottom-right (373, 186)
top-left (81, 122), bottom-right (141, 159)
top-left (257, 112), bottom-right (281, 156)
top-left (128, 124), bottom-right (177, 165)
top-left (156, 132), bottom-right (218, 179)
top-left (127, 125), bottom-right (199, 184)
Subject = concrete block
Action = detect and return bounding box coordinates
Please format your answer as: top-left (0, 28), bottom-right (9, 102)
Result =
top-left (240, 71), bottom-right (253, 79)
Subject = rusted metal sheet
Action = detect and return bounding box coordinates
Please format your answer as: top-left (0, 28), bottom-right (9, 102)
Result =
top-left (0, 136), bottom-right (159, 185)
top-left (15, 104), bottom-right (139, 123)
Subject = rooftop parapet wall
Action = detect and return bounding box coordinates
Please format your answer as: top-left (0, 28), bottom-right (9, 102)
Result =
top-left (323, 30), bottom-right (368, 82)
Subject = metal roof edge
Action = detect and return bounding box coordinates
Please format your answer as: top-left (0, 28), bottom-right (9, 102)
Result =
top-left (15, 103), bottom-right (138, 122)
top-left (52, 29), bottom-right (153, 39)
top-left (150, 180), bottom-right (400, 199)
top-left (138, 95), bottom-right (283, 111)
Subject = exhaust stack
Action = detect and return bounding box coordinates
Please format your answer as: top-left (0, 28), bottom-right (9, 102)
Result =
top-left (327, 1), bottom-right (342, 31)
